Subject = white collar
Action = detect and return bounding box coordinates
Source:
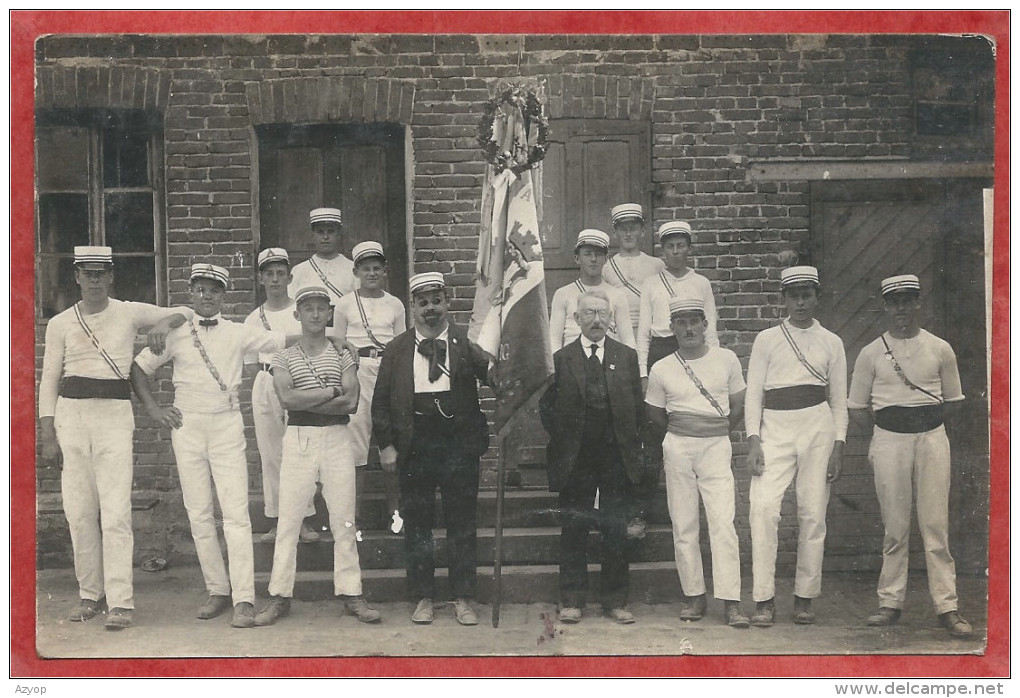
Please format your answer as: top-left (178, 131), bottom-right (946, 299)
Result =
top-left (580, 336), bottom-right (606, 351)
top-left (415, 325), bottom-right (449, 343)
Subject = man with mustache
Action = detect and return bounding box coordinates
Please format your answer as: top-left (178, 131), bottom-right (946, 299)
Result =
top-left (744, 266), bottom-right (847, 628)
top-left (645, 298), bottom-right (750, 628)
top-left (549, 229), bottom-right (635, 352)
top-left (540, 289), bottom-right (644, 624)
top-left (371, 272), bottom-right (492, 625)
top-left (848, 275), bottom-right (972, 638)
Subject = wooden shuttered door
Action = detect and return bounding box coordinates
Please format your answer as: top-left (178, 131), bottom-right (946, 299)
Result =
top-left (539, 119), bottom-right (652, 299)
top-left (810, 178), bottom-right (989, 572)
top-left (256, 123), bottom-right (408, 304)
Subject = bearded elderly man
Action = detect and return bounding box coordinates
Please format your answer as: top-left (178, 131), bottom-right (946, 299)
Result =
top-left (540, 289), bottom-right (645, 625)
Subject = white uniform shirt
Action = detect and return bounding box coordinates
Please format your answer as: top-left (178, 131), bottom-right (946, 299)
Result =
top-left (242, 301), bottom-right (301, 365)
top-left (602, 251), bottom-right (666, 331)
top-left (646, 346), bottom-right (745, 417)
top-left (39, 299), bottom-right (187, 418)
top-left (548, 280), bottom-right (636, 352)
top-left (744, 319), bottom-right (849, 441)
top-left (848, 329), bottom-right (964, 411)
top-left (413, 326), bottom-right (451, 393)
top-left (289, 254), bottom-right (357, 337)
top-left (637, 269), bottom-right (719, 376)
top-left (134, 314), bottom-right (285, 414)
top-left (333, 291), bottom-right (406, 350)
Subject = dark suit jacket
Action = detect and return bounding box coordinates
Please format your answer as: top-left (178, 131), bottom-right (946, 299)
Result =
top-left (539, 336), bottom-right (645, 493)
top-left (372, 322), bottom-right (491, 470)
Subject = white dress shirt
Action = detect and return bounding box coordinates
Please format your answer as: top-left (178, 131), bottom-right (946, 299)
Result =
top-left (413, 326), bottom-right (451, 393)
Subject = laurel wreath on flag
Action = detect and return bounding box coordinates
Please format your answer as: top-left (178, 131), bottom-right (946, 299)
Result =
top-left (478, 82), bottom-right (550, 175)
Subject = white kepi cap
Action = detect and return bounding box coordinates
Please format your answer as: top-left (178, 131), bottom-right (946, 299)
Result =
top-left (409, 271), bottom-right (446, 295)
top-left (257, 247), bottom-right (289, 269)
top-left (780, 266), bottom-right (820, 289)
top-left (309, 207), bottom-right (342, 225)
top-left (352, 240), bottom-right (386, 265)
top-left (668, 297), bottom-right (705, 317)
top-left (294, 286), bottom-right (332, 306)
top-left (74, 246), bottom-right (113, 269)
top-left (611, 203), bottom-right (644, 224)
top-left (656, 220), bottom-right (693, 242)
top-left (881, 274), bottom-right (921, 296)
top-left (190, 263), bottom-right (229, 287)
top-left (574, 228), bottom-right (611, 251)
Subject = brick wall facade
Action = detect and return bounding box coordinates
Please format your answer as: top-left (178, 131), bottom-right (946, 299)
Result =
top-left (33, 34), bottom-right (992, 571)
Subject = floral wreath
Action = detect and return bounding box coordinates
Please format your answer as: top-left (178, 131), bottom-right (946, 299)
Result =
top-left (478, 81), bottom-right (550, 175)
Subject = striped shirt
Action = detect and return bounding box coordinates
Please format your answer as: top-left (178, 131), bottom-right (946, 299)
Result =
top-left (272, 341), bottom-right (355, 392)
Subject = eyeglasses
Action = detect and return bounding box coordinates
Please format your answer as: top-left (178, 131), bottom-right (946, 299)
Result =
top-left (577, 309), bottom-right (612, 320)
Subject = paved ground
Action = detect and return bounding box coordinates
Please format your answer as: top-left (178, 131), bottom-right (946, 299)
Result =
top-left (33, 566), bottom-right (988, 659)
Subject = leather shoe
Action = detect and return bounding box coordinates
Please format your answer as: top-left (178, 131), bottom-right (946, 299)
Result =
top-left (750, 600), bottom-right (774, 628)
top-left (608, 607), bottom-right (635, 624)
top-left (626, 517), bottom-right (647, 540)
top-left (939, 611), bottom-right (974, 638)
top-left (725, 601), bottom-right (750, 629)
top-left (559, 606), bottom-right (581, 624)
top-left (104, 607), bottom-right (133, 630)
top-left (299, 523), bottom-right (320, 543)
top-left (793, 596), bottom-right (815, 625)
top-left (254, 596), bottom-right (291, 626)
top-left (67, 597), bottom-right (106, 622)
top-left (679, 594), bottom-right (707, 621)
top-left (260, 526), bottom-right (277, 543)
top-left (867, 607), bottom-right (901, 627)
top-left (452, 598), bottom-right (478, 626)
top-left (343, 595), bottom-right (382, 623)
top-left (411, 598), bottom-right (434, 624)
top-left (196, 594), bottom-right (232, 620)
top-left (231, 601), bottom-right (256, 628)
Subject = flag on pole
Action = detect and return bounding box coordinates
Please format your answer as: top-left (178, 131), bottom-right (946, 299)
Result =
top-left (469, 83), bottom-right (553, 433)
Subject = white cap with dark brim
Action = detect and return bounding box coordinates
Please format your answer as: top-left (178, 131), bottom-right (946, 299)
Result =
top-left (309, 207), bottom-right (342, 225)
top-left (352, 240), bottom-right (386, 265)
top-left (74, 246), bottom-right (114, 268)
top-left (668, 298), bottom-right (705, 317)
top-left (611, 203), bottom-right (644, 224)
top-left (257, 247), bottom-right (290, 269)
top-left (656, 220), bottom-right (693, 242)
top-left (409, 271), bottom-right (446, 295)
top-left (780, 265), bottom-right (820, 288)
top-left (294, 286), bottom-right (332, 305)
top-left (190, 263), bottom-right (229, 287)
top-left (881, 274), bottom-right (921, 296)
top-left (574, 228), bottom-right (611, 251)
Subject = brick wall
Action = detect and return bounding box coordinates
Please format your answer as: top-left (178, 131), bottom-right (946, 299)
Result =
top-left (33, 34), bottom-right (991, 570)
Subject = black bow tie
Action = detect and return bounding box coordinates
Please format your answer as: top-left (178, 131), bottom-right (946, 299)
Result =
top-left (199, 318), bottom-right (218, 327)
top-left (417, 338), bottom-right (447, 383)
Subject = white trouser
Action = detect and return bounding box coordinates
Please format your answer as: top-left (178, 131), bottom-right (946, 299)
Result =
top-left (870, 425), bottom-right (958, 614)
top-left (348, 357), bottom-right (380, 467)
top-left (171, 409), bottom-right (254, 605)
top-left (251, 370), bottom-right (314, 518)
top-left (750, 403), bottom-right (834, 602)
top-left (662, 433), bottom-right (741, 601)
top-left (268, 424), bottom-right (362, 597)
top-left (54, 397), bottom-right (135, 610)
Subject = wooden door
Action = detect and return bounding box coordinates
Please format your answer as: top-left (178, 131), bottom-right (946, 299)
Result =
top-left (810, 178), bottom-right (989, 571)
top-left (257, 123), bottom-right (408, 304)
top-left (539, 119), bottom-right (652, 298)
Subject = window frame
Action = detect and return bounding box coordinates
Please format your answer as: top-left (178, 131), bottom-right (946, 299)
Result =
top-left (34, 109), bottom-right (166, 319)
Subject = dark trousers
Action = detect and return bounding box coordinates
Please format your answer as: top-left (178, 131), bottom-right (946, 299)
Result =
top-left (559, 439), bottom-right (630, 609)
top-left (399, 415), bottom-right (479, 601)
top-left (633, 336), bottom-right (679, 519)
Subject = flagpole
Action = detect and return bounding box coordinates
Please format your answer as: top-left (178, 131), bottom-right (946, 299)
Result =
top-left (492, 430), bottom-right (507, 628)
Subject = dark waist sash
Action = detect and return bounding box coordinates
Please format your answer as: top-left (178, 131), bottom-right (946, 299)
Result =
top-left (357, 346), bottom-right (384, 359)
top-left (667, 411), bottom-right (730, 437)
top-left (287, 411), bottom-right (349, 427)
top-left (763, 385), bottom-right (827, 411)
top-left (875, 405), bottom-right (944, 434)
top-left (59, 376), bottom-right (132, 400)
top-left (413, 391), bottom-right (454, 419)
top-left (648, 335), bottom-right (679, 369)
